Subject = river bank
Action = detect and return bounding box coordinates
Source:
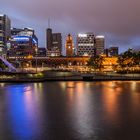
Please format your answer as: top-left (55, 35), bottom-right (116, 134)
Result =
top-left (0, 71), bottom-right (140, 82)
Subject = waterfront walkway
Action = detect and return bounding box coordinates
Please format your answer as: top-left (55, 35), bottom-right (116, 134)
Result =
top-left (0, 72), bottom-right (140, 82)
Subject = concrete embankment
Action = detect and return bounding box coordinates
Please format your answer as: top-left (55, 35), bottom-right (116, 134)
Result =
top-left (0, 71), bottom-right (140, 82)
top-left (0, 75), bottom-right (140, 82)
top-left (82, 75), bottom-right (140, 81)
top-left (0, 71), bottom-right (82, 82)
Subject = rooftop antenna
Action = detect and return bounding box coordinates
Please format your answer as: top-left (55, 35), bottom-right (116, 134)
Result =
top-left (48, 18), bottom-right (51, 28)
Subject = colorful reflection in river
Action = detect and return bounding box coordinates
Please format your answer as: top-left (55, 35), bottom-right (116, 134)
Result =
top-left (0, 81), bottom-right (140, 140)
top-left (2, 84), bottom-right (44, 139)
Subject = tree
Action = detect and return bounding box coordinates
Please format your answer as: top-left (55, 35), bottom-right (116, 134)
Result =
top-left (117, 48), bottom-right (136, 68)
top-left (0, 60), bottom-right (7, 71)
top-left (117, 49), bottom-right (140, 73)
top-left (87, 55), bottom-right (104, 71)
top-left (134, 51), bottom-right (140, 65)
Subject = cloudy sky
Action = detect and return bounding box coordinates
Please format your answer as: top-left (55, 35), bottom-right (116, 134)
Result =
top-left (0, 0), bottom-right (140, 53)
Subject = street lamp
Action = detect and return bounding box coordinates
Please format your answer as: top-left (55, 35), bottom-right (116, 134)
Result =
top-left (35, 48), bottom-right (38, 73)
top-left (42, 62), bottom-right (44, 71)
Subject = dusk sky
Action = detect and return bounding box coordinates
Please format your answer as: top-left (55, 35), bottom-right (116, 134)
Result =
top-left (1, 0), bottom-right (140, 53)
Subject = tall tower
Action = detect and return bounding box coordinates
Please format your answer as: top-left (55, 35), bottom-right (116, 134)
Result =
top-left (95, 35), bottom-right (105, 55)
top-left (0, 14), bottom-right (11, 57)
top-left (46, 28), bottom-right (52, 51)
top-left (52, 33), bottom-right (62, 53)
top-left (65, 34), bottom-right (74, 56)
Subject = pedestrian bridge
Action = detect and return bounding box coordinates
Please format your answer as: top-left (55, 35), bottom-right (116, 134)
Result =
top-left (0, 56), bottom-right (17, 72)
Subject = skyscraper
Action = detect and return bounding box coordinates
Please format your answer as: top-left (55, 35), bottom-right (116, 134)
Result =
top-left (46, 28), bottom-right (52, 51)
top-left (46, 28), bottom-right (62, 56)
top-left (0, 14), bottom-right (11, 57)
top-left (95, 35), bottom-right (105, 55)
top-left (77, 33), bottom-right (95, 56)
top-left (52, 33), bottom-right (62, 53)
top-left (65, 34), bottom-right (74, 56)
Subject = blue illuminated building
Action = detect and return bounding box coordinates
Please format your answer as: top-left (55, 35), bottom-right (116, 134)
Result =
top-left (8, 28), bottom-right (38, 57)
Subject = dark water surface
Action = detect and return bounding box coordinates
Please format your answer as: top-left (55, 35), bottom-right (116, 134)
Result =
top-left (0, 81), bottom-right (140, 140)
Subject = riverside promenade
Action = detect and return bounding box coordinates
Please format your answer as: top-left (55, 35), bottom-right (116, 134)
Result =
top-left (0, 71), bottom-right (140, 82)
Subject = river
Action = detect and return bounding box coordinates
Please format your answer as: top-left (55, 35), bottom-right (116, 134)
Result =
top-left (0, 81), bottom-right (140, 140)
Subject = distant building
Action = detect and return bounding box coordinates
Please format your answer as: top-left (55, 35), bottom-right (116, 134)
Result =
top-left (8, 28), bottom-right (38, 57)
top-left (46, 28), bottom-right (62, 56)
top-left (104, 48), bottom-right (109, 57)
top-left (0, 14), bottom-right (11, 57)
top-left (77, 33), bottom-right (96, 56)
top-left (65, 34), bottom-right (74, 56)
top-left (52, 33), bottom-right (62, 53)
top-left (95, 35), bottom-right (105, 55)
top-left (108, 47), bottom-right (119, 56)
top-left (46, 50), bottom-right (61, 57)
top-left (38, 48), bottom-right (47, 57)
top-left (11, 28), bottom-right (23, 35)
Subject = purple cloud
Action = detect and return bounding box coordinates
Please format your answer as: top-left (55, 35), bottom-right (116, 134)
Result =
top-left (1, 0), bottom-right (140, 53)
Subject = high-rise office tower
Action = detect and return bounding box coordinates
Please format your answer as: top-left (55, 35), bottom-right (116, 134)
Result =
top-left (95, 35), bottom-right (105, 55)
top-left (46, 28), bottom-right (53, 51)
top-left (77, 33), bottom-right (96, 56)
top-left (0, 14), bottom-right (11, 57)
top-left (65, 34), bottom-right (74, 56)
top-left (52, 33), bottom-right (62, 53)
top-left (46, 28), bottom-right (62, 56)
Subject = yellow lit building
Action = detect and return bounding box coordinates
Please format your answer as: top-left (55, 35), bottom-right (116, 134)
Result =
top-left (103, 57), bottom-right (118, 71)
top-left (65, 34), bottom-right (74, 56)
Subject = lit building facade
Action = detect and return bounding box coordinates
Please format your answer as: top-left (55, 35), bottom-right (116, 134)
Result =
top-left (8, 28), bottom-right (38, 57)
top-left (77, 33), bottom-right (96, 56)
top-left (0, 14), bottom-right (11, 57)
top-left (65, 34), bottom-right (74, 56)
top-left (46, 28), bottom-right (62, 56)
top-left (95, 35), bottom-right (105, 55)
top-left (8, 56), bottom-right (118, 72)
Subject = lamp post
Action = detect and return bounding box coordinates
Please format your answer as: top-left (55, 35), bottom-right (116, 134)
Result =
top-left (35, 48), bottom-right (38, 73)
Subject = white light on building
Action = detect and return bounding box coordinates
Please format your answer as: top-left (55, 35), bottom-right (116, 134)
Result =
top-left (96, 35), bottom-right (105, 39)
top-left (78, 34), bottom-right (88, 38)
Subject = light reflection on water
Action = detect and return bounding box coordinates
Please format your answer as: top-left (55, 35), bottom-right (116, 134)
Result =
top-left (0, 81), bottom-right (140, 140)
top-left (2, 84), bottom-right (43, 139)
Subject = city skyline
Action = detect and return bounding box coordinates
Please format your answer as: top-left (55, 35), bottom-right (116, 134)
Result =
top-left (0, 0), bottom-right (140, 53)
